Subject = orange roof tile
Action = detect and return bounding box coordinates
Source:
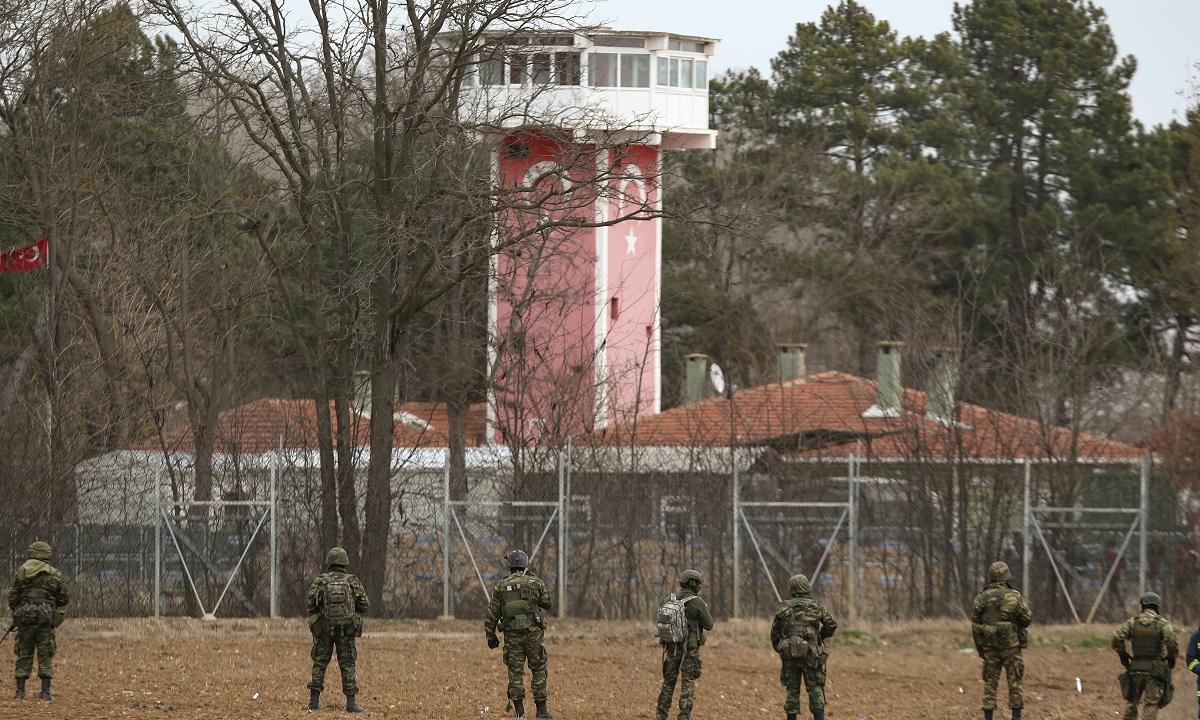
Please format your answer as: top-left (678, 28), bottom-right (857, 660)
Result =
top-left (136, 399), bottom-right (488, 453)
top-left (580, 371), bottom-right (1145, 461)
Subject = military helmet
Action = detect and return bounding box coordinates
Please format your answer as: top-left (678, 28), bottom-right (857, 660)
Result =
top-left (1140, 591), bottom-right (1162, 608)
top-left (788, 574), bottom-right (812, 596)
top-left (28, 542), bottom-right (52, 561)
top-left (988, 561), bottom-right (1011, 583)
top-left (506, 549), bottom-right (529, 570)
top-left (326, 546), bottom-right (349, 567)
top-left (679, 569), bottom-right (703, 588)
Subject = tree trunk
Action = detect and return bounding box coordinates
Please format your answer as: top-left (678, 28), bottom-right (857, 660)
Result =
top-left (363, 358), bottom-right (396, 608)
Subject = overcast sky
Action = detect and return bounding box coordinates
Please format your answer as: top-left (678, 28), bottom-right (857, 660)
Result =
top-left (584, 0), bottom-right (1199, 128)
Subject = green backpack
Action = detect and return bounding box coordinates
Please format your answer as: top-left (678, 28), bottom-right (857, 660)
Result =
top-left (13, 577), bottom-right (55, 628)
top-left (776, 599), bottom-right (820, 663)
top-left (501, 576), bottom-right (535, 631)
top-left (320, 573), bottom-right (357, 634)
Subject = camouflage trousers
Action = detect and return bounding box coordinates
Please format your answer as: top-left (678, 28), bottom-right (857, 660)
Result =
top-left (308, 631), bottom-right (358, 694)
top-left (981, 648), bottom-right (1023, 710)
top-left (13, 625), bottom-right (56, 679)
top-left (780, 662), bottom-right (826, 714)
top-left (1122, 672), bottom-right (1165, 720)
top-left (503, 628), bottom-right (548, 702)
top-left (657, 646), bottom-right (701, 720)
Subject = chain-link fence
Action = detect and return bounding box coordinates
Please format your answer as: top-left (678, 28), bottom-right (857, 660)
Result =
top-left (8, 427), bottom-right (1192, 624)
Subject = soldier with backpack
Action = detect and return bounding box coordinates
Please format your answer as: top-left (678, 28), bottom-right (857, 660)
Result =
top-left (655, 569), bottom-right (714, 720)
top-left (970, 561), bottom-right (1032, 720)
top-left (306, 547), bottom-right (370, 713)
top-left (1112, 592), bottom-right (1178, 720)
top-left (7, 541), bottom-right (69, 701)
top-left (484, 550), bottom-right (555, 719)
top-left (770, 574), bottom-right (837, 720)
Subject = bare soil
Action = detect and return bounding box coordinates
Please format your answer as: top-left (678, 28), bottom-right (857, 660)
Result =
top-left (0, 618), bottom-right (1193, 719)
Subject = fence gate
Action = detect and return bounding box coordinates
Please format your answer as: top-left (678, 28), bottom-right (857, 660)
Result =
top-left (153, 463), bottom-right (280, 619)
top-left (1022, 456), bottom-right (1149, 623)
top-left (732, 452), bottom-right (859, 620)
top-left (441, 451), bottom-right (566, 618)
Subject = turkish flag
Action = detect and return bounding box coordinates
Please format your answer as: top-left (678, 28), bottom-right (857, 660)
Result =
top-left (0, 237), bottom-right (47, 273)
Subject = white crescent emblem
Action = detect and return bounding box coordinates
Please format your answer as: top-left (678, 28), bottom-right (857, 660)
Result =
top-left (523, 161), bottom-right (572, 194)
top-left (616, 164), bottom-right (648, 218)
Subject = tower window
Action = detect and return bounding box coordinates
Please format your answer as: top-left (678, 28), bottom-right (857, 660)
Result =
top-left (610, 297), bottom-right (620, 320)
top-left (589, 52), bottom-right (649, 88)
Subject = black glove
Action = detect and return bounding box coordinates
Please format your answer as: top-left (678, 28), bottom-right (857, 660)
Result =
top-left (487, 636), bottom-right (500, 650)
top-left (1168, 657), bottom-right (1176, 669)
top-left (1119, 651), bottom-right (1131, 669)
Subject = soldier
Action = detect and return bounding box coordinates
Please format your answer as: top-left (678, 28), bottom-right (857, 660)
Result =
top-left (770, 574), bottom-right (837, 720)
top-left (484, 550), bottom-right (555, 719)
top-left (1112, 592), bottom-right (1178, 720)
top-left (7, 541), bottom-right (69, 701)
top-left (656, 569), bottom-right (714, 720)
top-left (1185, 620), bottom-right (1200, 719)
top-left (305, 547), bottom-right (370, 713)
top-left (970, 561), bottom-right (1032, 720)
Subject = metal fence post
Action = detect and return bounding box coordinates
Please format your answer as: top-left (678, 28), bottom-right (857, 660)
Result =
top-left (731, 450), bottom-right (740, 619)
top-left (564, 437), bottom-right (572, 617)
top-left (557, 450), bottom-right (566, 619)
top-left (1139, 452), bottom-right (1150, 596)
top-left (847, 452), bottom-right (858, 624)
top-left (1022, 459), bottom-right (1031, 597)
top-left (442, 449), bottom-right (452, 619)
top-left (270, 437), bottom-right (280, 619)
top-left (154, 468), bottom-right (161, 618)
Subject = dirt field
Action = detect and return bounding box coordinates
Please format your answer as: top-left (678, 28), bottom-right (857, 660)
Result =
top-left (0, 618), bottom-right (1194, 719)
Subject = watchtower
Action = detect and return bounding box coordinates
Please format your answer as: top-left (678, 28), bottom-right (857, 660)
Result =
top-left (466, 28), bottom-right (718, 443)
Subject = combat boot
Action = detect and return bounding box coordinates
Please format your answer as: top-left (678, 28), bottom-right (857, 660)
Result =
top-left (812, 712), bottom-right (824, 720)
top-left (1011, 710), bottom-right (1022, 720)
top-left (984, 711), bottom-right (994, 720)
top-left (512, 698), bottom-right (525, 718)
top-left (345, 694), bottom-right (364, 712)
top-left (787, 714), bottom-right (797, 720)
top-left (306, 689), bottom-right (320, 710)
top-left (39, 678), bottom-right (51, 701)
top-left (535, 699), bottom-right (556, 718)
top-left (15, 678), bottom-right (25, 699)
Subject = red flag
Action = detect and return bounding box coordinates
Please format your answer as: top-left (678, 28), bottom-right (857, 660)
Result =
top-left (0, 237), bottom-right (47, 273)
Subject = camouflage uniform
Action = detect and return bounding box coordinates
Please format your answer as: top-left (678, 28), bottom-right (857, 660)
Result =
top-left (306, 552), bottom-right (369, 699)
top-left (484, 569), bottom-right (552, 705)
top-left (971, 562), bottom-right (1032, 717)
top-left (656, 572), bottom-right (714, 720)
top-left (771, 575), bottom-right (837, 719)
top-left (1112, 602), bottom-right (1178, 720)
top-left (7, 541), bottom-right (69, 696)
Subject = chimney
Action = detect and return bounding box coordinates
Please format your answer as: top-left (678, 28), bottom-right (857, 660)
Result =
top-left (926, 348), bottom-right (960, 424)
top-left (777, 343), bottom-right (808, 383)
top-left (353, 370), bottom-right (372, 417)
top-left (685, 353), bottom-right (709, 404)
top-left (862, 341), bottom-right (902, 418)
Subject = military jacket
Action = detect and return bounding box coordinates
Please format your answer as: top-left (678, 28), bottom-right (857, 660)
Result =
top-left (7, 560), bottom-right (70, 627)
top-left (971, 581), bottom-right (1032, 652)
top-left (770, 593), bottom-right (838, 654)
top-left (1112, 608), bottom-right (1178, 671)
top-left (306, 569), bottom-right (369, 630)
top-left (484, 570), bottom-right (551, 639)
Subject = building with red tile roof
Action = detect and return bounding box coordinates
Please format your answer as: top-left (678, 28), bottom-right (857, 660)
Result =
top-left (578, 371), bottom-right (1146, 463)
top-left (138, 398), bottom-right (490, 455)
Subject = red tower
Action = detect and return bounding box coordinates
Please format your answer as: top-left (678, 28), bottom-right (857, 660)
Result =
top-left (478, 29), bottom-right (718, 444)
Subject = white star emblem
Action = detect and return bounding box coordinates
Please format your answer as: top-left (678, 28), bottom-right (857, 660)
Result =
top-left (625, 228), bottom-right (638, 255)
